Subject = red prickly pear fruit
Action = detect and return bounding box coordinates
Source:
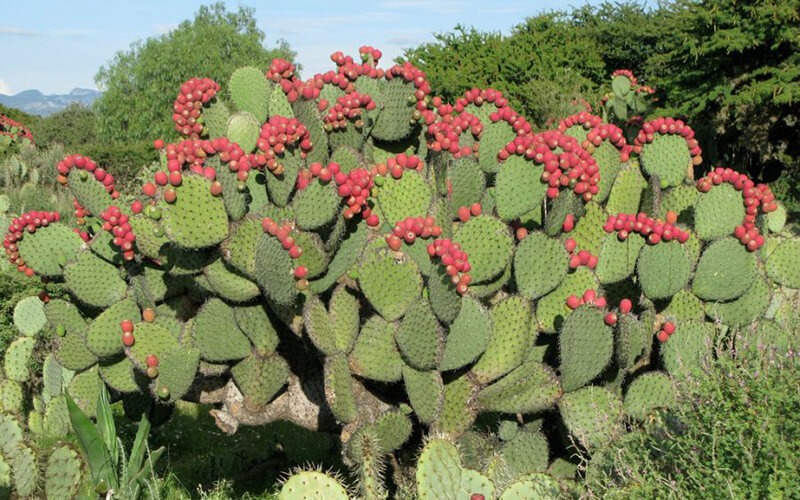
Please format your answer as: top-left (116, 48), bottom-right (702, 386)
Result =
top-left (471, 495), bottom-right (486, 500)
top-left (169, 171), bottom-right (182, 186)
top-left (604, 312), bottom-right (618, 326)
top-left (582, 289), bottom-right (596, 303)
top-left (587, 254), bottom-right (598, 269)
top-left (594, 296), bottom-right (607, 308)
top-left (288, 245), bottom-right (303, 259)
top-left (568, 254), bottom-right (582, 269)
top-left (515, 227), bottom-right (528, 241)
top-left (163, 187), bottom-right (177, 203)
top-left (121, 332), bottom-right (135, 347)
top-left (562, 214), bottom-right (575, 232)
top-left (146, 366), bottom-right (159, 378)
top-left (131, 200), bottom-right (143, 214)
top-left (120, 320), bottom-right (134, 333)
top-left (293, 265), bottom-right (308, 279)
top-left (142, 308), bottom-right (156, 323)
top-left (564, 238), bottom-right (577, 253)
top-left (457, 206), bottom-right (471, 223)
top-left (663, 321), bottom-right (676, 335)
top-left (209, 181), bottom-right (223, 196)
top-left (665, 210), bottom-right (678, 225)
top-left (619, 298), bottom-right (632, 314)
top-left (154, 171), bottom-right (168, 186)
top-left (153, 139), bottom-right (165, 149)
top-left (566, 295), bottom-right (582, 309)
top-left (142, 182), bottom-right (157, 197)
top-left (469, 203), bottom-right (482, 216)
top-left (146, 354), bottom-right (159, 367)
top-left (656, 330), bottom-right (670, 343)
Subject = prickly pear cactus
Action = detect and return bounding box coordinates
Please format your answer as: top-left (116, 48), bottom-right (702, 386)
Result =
top-left (3, 53), bottom-right (797, 497)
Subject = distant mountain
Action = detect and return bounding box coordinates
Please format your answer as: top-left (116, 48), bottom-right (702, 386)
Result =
top-left (0, 88), bottom-right (102, 116)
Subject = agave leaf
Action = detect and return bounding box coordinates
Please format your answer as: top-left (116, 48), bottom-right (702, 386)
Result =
top-left (66, 391), bottom-right (119, 491)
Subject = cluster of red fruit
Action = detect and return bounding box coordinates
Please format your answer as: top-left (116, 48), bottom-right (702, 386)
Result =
top-left (172, 77), bottom-right (219, 138)
top-left (269, 59), bottom-right (324, 104)
top-left (385, 62), bottom-right (431, 112)
top-left (164, 137), bottom-right (251, 181)
top-left (72, 198), bottom-right (91, 225)
top-left (55, 154), bottom-right (120, 199)
top-left (296, 161), bottom-right (339, 190)
top-left (426, 238), bottom-right (472, 294)
top-left (256, 116), bottom-right (313, 173)
top-left (330, 50), bottom-right (386, 80)
top-left (266, 58), bottom-right (296, 82)
top-left (261, 217), bottom-right (309, 286)
top-left (100, 206), bottom-right (136, 261)
top-left (632, 117), bottom-right (702, 166)
top-left (602, 211), bottom-right (690, 244)
top-left (323, 91), bottom-right (376, 131)
top-left (502, 131), bottom-right (600, 201)
top-left (371, 153), bottom-right (423, 179)
top-left (457, 203), bottom-right (483, 223)
top-left (454, 87), bottom-right (510, 114)
top-left (585, 123), bottom-right (632, 161)
top-left (696, 167), bottom-right (778, 251)
top-left (385, 216), bottom-right (443, 250)
top-left (490, 104), bottom-right (533, 138)
top-left (3, 211), bottom-right (61, 276)
top-left (611, 69), bottom-right (638, 86)
top-left (566, 288), bottom-right (607, 310)
top-left (655, 320), bottom-right (676, 343)
top-left (425, 110), bottom-right (482, 158)
top-left (564, 238), bottom-right (599, 270)
top-left (557, 111), bottom-right (602, 132)
top-left (358, 45), bottom-right (383, 64)
top-left (335, 167), bottom-right (378, 226)
top-left (0, 114), bottom-right (34, 143)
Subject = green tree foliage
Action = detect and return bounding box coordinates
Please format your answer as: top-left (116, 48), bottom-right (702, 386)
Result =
top-left (0, 104), bottom-right (39, 130)
top-left (646, 0), bottom-right (800, 198)
top-left (94, 3), bottom-right (295, 143)
top-left (32, 103), bottom-right (96, 150)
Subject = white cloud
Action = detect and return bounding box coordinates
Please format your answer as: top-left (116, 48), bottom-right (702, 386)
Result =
top-left (379, 1), bottom-right (462, 14)
top-left (0, 78), bottom-right (12, 95)
top-left (154, 24), bottom-right (177, 36)
top-left (52, 29), bottom-right (97, 38)
top-left (0, 27), bottom-right (40, 37)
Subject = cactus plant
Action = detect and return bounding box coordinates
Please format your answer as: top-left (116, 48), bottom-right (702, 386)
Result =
top-left (2, 53), bottom-right (799, 497)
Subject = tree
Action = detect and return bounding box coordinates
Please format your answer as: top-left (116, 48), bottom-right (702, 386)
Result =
top-left (31, 102), bottom-right (96, 150)
top-left (94, 3), bottom-right (295, 143)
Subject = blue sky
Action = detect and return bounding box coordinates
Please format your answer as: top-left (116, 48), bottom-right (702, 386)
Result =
top-left (1, 1), bottom-right (603, 95)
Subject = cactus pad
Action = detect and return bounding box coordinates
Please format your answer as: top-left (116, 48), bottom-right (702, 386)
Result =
top-left (559, 305), bottom-right (614, 391)
top-left (324, 354), bottom-right (357, 423)
top-left (694, 183), bottom-right (745, 240)
top-left (45, 445), bottom-right (83, 500)
top-left (692, 237), bottom-right (756, 302)
top-left (87, 298), bottom-right (140, 358)
top-left (477, 361), bottom-right (561, 414)
top-left (636, 240), bottom-right (692, 300)
top-left (229, 66), bottom-right (270, 122)
top-left (454, 215), bottom-right (513, 284)
top-left (348, 315), bottom-right (403, 382)
top-left (358, 246), bottom-right (422, 321)
top-left (471, 295), bottom-right (534, 384)
top-left (558, 385), bottom-right (624, 450)
top-left (12, 296), bottom-right (46, 336)
top-left (661, 320), bottom-right (716, 377)
top-left (766, 239), bottom-right (800, 289)
top-left (160, 174), bottom-right (229, 249)
top-left (513, 231), bottom-right (569, 300)
top-left (439, 297), bottom-right (491, 372)
top-left (495, 155), bottom-right (547, 221)
top-left (64, 249), bottom-right (127, 308)
top-left (193, 298), bottom-right (252, 362)
top-left (639, 134), bottom-right (692, 188)
top-left (403, 365), bottom-right (443, 424)
top-left (278, 470), bottom-right (350, 500)
top-left (623, 371), bottom-right (676, 420)
top-left (4, 336), bottom-right (36, 382)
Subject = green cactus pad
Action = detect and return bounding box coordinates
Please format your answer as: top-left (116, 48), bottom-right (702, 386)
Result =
top-left (293, 179), bottom-right (339, 231)
top-left (495, 155), bottom-right (547, 221)
top-left (278, 470), bottom-right (350, 500)
top-left (16, 222), bottom-right (84, 277)
top-left (203, 99), bottom-right (231, 138)
top-left (233, 304), bottom-right (280, 356)
top-left (222, 215), bottom-right (262, 278)
top-left (370, 79), bottom-right (415, 142)
top-left (266, 149), bottom-right (303, 207)
top-left (55, 329), bottom-right (97, 371)
top-left (98, 355), bottom-right (140, 393)
top-left (416, 437), bottom-right (494, 500)
top-left (67, 166), bottom-right (113, 216)
top-left (292, 231), bottom-right (328, 279)
top-left (268, 83), bottom-right (294, 118)
top-left (67, 366), bottom-right (103, 418)
top-left (662, 289), bottom-right (704, 322)
top-left (499, 474), bottom-right (562, 500)
top-left (433, 376), bottom-right (477, 436)
top-left (128, 214), bottom-right (170, 260)
top-left (479, 120), bottom-right (515, 173)
top-left (160, 174), bottom-right (229, 249)
top-left (640, 134), bottom-right (692, 188)
top-left (694, 183), bottom-right (745, 240)
top-left (766, 239), bottom-right (800, 289)
top-left (440, 297), bottom-right (491, 372)
top-left (203, 257), bottom-right (260, 302)
top-left (229, 66), bottom-right (270, 122)
top-left (10, 444), bottom-right (39, 498)
top-left (544, 191), bottom-right (585, 237)
top-left (226, 111), bottom-right (261, 153)
top-left (477, 361), bottom-right (561, 414)
top-left (572, 202), bottom-right (607, 256)
top-left (558, 385), bottom-right (624, 450)
top-left (309, 220), bottom-right (368, 293)
top-left (661, 320), bottom-right (716, 377)
top-left (513, 231), bottom-right (569, 300)
top-left (12, 296), bottom-right (46, 336)
top-left (427, 265), bottom-right (463, 325)
top-left (454, 215), bottom-right (513, 284)
top-left (293, 100), bottom-right (329, 166)
top-left (4, 336), bottom-right (36, 382)
top-left (692, 237), bottom-right (756, 302)
top-left (349, 315), bottom-right (403, 382)
top-left (63, 249), bottom-right (127, 308)
top-left (324, 354), bottom-right (357, 423)
top-left (705, 273), bottom-right (770, 327)
top-left (254, 233), bottom-right (297, 307)
top-left (596, 231), bottom-right (645, 284)
top-left (213, 160), bottom-right (248, 221)
top-left (0, 413), bottom-right (24, 459)
top-left (502, 429), bottom-right (550, 477)
top-left (303, 294), bottom-right (339, 356)
top-left (605, 164), bottom-right (646, 215)
top-left (89, 229), bottom-right (124, 265)
top-left (45, 445), bottom-right (83, 500)
top-left (765, 202), bottom-right (787, 234)
top-left (376, 170), bottom-right (432, 225)
top-left (328, 122), bottom-right (366, 151)
top-left (348, 410), bottom-right (413, 461)
top-left (358, 246), bottom-right (422, 321)
top-left (126, 321), bottom-right (180, 369)
top-left (536, 267), bottom-right (598, 333)
top-left (86, 298), bottom-right (140, 358)
top-left (447, 157), bottom-right (486, 218)
top-left (591, 141), bottom-right (623, 203)
top-left (43, 395), bottom-right (72, 438)
top-left (615, 313), bottom-right (647, 372)
top-left (471, 295), bottom-right (534, 384)
top-left (403, 365), bottom-right (444, 425)
top-left (396, 298), bottom-right (442, 370)
top-left (559, 305), bottom-right (614, 392)
top-left (623, 371), bottom-right (676, 420)
top-left (636, 240), bottom-right (692, 300)
top-left (0, 454), bottom-right (9, 498)
top-left (0, 379), bottom-right (24, 413)
top-left (231, 352), bottom-right (289, 409)
top-left (193, 298), bottom-right (252, 362)
top-left (330, 145), bottom-right (364, 175)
